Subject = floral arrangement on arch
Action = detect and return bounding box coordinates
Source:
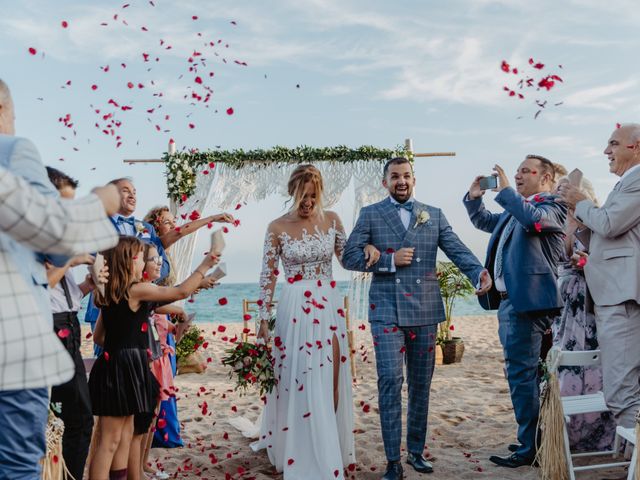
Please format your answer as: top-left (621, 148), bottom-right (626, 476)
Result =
top-left (436, 261), bottom-right (475, 345)
top-left (164, 144), bottom-right (411, 202)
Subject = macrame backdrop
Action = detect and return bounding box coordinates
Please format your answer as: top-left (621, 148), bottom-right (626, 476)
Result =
top-left (169, 160), bottom-right (388, 323)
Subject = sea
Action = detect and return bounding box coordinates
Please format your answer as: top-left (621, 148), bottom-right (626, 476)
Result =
top-left (80, 281), bottom-right (487, 324)
top-left (81, 281), bottom-right (487, 323)
top-left (156, 281), bottom-right (486, 324)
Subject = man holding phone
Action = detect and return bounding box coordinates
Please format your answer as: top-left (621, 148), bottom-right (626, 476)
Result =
top-left (463, 155), bottom-right (567, 468)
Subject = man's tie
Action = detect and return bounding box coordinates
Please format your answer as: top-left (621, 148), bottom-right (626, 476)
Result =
top-left (394, 202), bottom-right (413, 212)
top-left (495, 216), bottom-right (517, 279)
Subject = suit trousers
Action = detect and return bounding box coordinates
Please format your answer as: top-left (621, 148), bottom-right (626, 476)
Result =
top-left (497, 299), bottom-right (550, 460)
top-left (0, 388), bottom-right (49, 480)
top-left (595, 302), bottom-right (640, 428)
top-left (371, 323), bottom-right (437, 461)
top-left (51, 312), bottom-right (94, 480)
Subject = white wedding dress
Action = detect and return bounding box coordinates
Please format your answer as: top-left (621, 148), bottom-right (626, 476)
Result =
top-left (231, 218), bottom-right (355, 479)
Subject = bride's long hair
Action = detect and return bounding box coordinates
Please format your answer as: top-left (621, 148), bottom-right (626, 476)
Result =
top-left (287, 164), bottom-right (324, 218)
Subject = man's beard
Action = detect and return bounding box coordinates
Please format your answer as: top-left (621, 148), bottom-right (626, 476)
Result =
top-left (390, 187), bottom-right (412, 203)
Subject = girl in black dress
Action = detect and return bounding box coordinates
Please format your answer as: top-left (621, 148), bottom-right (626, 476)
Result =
top-left (88, 236), bottom-right (219, 480)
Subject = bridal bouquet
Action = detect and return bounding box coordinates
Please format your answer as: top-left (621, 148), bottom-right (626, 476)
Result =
top-left (221, 341), bottom-right (276, 397)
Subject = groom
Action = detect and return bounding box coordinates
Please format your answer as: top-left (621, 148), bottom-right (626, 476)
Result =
top-left (343, 157), bottom-right (491, 480)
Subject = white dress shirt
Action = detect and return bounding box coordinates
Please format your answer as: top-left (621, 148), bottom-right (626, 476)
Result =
top-left (621, 164), bottom-right (640, 182)
top-left (388, 196), bottom-right (414, 272)
top-left (49, 269), bottom-right (84, 313)
top-left (494, 192), bottom-right (542, 292)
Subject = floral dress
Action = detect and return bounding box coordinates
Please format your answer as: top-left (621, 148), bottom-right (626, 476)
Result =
top-left (552, 238), bottom-right (616, 451)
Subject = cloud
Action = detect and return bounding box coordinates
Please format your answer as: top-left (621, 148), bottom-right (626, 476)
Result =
top-left (322, 85), bottom-right (352, 96)
top-left (563, 79), bottom-right (639, 110)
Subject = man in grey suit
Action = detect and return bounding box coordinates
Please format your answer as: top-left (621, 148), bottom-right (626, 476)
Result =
top-left (560, 124), bottom-right (640, 428)
top-left (0, 78), bottom-right (119, 480)
top-left (464, 157), bottom-right (567, 468)
top-left (343, 157), bottom-right (492, 480)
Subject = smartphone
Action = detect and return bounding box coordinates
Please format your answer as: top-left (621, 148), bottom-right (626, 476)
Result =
top-left (478, 175), bottom-right (498, 190)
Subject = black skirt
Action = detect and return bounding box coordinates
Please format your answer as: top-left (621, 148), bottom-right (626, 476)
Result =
top-left (89, 348), bottom-right (159, 417)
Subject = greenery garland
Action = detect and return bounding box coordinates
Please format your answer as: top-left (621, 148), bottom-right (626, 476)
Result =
top-left (164, 145), bottom-right (411, 202)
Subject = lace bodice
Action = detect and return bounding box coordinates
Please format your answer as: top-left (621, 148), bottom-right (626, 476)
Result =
top-left (258, 218), bottom-right (347, 321)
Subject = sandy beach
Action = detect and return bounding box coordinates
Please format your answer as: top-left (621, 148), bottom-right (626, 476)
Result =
top-left (82, 316), bottom-right (627, 479)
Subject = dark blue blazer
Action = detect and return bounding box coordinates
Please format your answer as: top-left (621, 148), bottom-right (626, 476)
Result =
top-left (463, 187), bottom-right (567, 313)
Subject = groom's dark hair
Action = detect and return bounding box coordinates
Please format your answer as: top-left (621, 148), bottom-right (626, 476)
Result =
top-left (383, 156), bottom-right (413, 178)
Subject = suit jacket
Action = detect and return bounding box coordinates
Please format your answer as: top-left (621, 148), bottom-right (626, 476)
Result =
top-left (342, 197), bottom-right (484, 327)
top-left (575, 167), bottom-right (640, 306)
top-left (463, 187), bottom-right (566, 313)
top-left (0, 155), bottom-right (118, 390)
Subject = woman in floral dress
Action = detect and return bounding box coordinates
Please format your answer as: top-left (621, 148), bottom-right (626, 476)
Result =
top-left (552, 177), bottom-right (616, 451)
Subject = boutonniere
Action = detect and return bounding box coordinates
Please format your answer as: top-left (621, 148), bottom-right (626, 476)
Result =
top-left (413, 210), bottom-right (430, 229)
top-left (135, 222), bottom-right (149, 236)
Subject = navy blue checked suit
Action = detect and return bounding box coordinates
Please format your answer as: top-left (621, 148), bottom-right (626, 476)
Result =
top-left (463, 187), bottom-right (566, 459)
top-left (343, 197), bottom-right (484, 461)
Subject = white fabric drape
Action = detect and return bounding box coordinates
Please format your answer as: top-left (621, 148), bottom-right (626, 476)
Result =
top-left (168, 160), bottom-right (388, 323)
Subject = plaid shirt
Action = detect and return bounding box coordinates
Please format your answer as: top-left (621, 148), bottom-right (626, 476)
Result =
top-left (0, 164), bottom-right (118, 390)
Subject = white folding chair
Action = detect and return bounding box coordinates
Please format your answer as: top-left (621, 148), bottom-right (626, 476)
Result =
top-left (613, 426), bottom-right (637, 480)
top-left (549, 348), bottom-right (630, 479)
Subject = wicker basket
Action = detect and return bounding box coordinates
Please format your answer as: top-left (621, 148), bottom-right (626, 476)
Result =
top-left (442, 338), bottom-right (465, 364)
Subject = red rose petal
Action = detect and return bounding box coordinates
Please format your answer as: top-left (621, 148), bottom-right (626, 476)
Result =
top-left (226, 107), bottom-right (234, 115)
top-left (304, 290), bottom-right (312, 298)
top-left (28, 47), bottom-right (37, 55)
top-left (287, 459), bottom-right (294, 466)
top-left (141, 322), bottom-right (148, 332)
top-left (57, 328), bottom-right (71, 339)
top-left (217, 325), bottom-right (226, 332)
top-left (218, 297), bottom-right (228, 305)
top-left (157, 418), bottom-right (167, 429)
top-left (61, 21), bottom-right (69, 28)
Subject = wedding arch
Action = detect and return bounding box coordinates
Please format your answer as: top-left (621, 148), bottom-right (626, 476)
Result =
top-left (125, 140), bottom-right (455, 326)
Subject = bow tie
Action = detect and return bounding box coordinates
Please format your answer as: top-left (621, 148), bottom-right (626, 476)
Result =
top-left (394, 202), bottom-right (413, 212)
top-left (116, 216), bottom-right (136, 226)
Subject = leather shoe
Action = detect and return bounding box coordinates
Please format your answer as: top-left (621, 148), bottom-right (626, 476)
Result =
top-left (406, 452), bottom-right (434, 473)
top-left (489, 452), bottom-right (536, 468)
top-left (508, 443), bottom-right (520, 453)
top-left (381, 461), bottom-right (403, 480)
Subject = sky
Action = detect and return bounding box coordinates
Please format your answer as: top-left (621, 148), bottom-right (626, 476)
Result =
top-left (2, 0), bottom-right (639, 282)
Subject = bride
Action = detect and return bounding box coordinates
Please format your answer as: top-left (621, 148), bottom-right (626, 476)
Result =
top-left (250, 164), bottom-right (362, 479)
